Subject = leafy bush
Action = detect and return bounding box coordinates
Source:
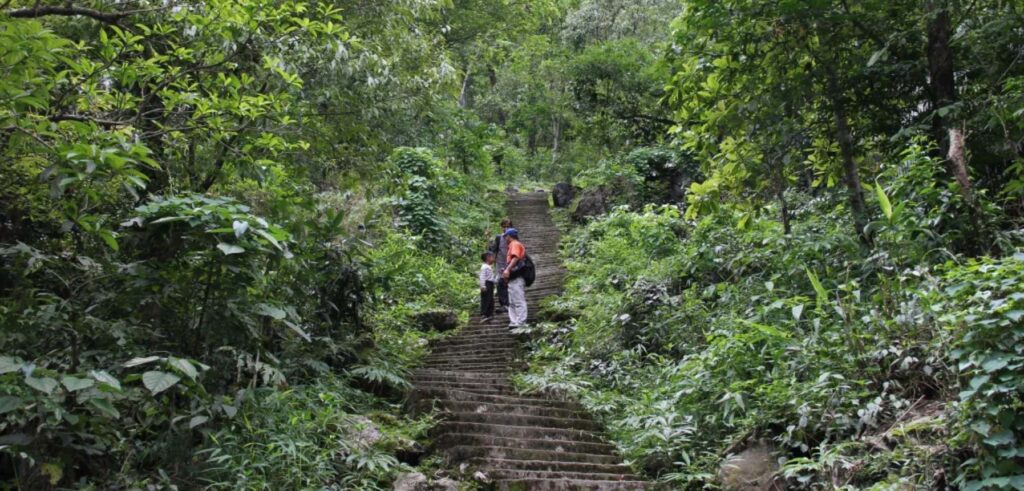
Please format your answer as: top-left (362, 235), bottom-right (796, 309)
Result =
top-left (520, 161), bottom-right (1016, 487)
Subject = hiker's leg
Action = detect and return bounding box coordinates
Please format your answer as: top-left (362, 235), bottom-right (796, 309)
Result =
top-left (508, 278), bottom-right (526, 326)
top-left (482, 281), bottom-right (495, 317)
top-left (497, 277), bottom-right (509, 307)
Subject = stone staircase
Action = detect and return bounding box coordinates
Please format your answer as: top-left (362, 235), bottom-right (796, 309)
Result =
top-left (410, 192), bottom-right (648, 490)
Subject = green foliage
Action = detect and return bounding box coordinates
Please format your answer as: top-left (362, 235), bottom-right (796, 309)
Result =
top-left (200, 375), bottom-right (430, 490)
top-left (522, 172), bottom-right (1015, 486)
top-left (936, 254), bottom-right (1024, 490)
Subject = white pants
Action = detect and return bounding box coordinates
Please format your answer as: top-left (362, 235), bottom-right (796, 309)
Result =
top-left (507, 277), bottom-right (528, 326)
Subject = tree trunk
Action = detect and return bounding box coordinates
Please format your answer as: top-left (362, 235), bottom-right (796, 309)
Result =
top-left (947, 127), bottom-right (974, 200)
top-left (927, 2), bottom-right (976, 205)
top-left (777, 187), bottom-right (791, 235)
top-left (827, 68), bottom-right (871, 245)
top-left (458, 64), bottom-right (473, 109)
top-left (551, 117), bottom-right (561, 163)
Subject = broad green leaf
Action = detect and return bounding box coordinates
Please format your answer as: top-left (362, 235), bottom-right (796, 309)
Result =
top-left (232, 220), bottom-right (249, 238)
top-left (40, 462), bottom-right (62, 486)
top-left (189, 415), bottom-right (209, 429)
top-left (874, 181), bottom-right (893, 221)
top-left (25, 376), bottom-right (59, 395)
top-left (168, 357), bottom-right (198, 380)
top-left (867, 47), bottom-right (888, 67)
top-left (0, 396), bottom-right (23, 414)
top-left (217, 243), bottom-right (245, 255)
top-left (805, 268), bottom-right (828, 309)
top-left (124, 356), bottom-right (161, 367)
top-left (89, 398), bottom-right (120, 418)
top-left (98, 230), bottom-right (119, 251)
top-left (0, 356), bottom-right (23, 374)
top-left (792, 304), bottom-right (804, 321)
top-left (984, 430), bottom-right (1015, 446)
top-left (253, 229), bottom-right (282, 250)
top-left (142, 371), bottom-right (181, 395)
top-left (149, 216), bottom-right (187, 225)
top-left (257, 303), bottom-right (287, 320)
top-left (981, 355), bottom-right (1010, 373)
top-left (61, 375), bottom-right (94, 392)
top-left (90, 370), bottom-right (121, 391)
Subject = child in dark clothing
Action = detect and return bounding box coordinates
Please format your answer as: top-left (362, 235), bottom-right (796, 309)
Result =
top-left (479, 251), bottom-right (496, 321)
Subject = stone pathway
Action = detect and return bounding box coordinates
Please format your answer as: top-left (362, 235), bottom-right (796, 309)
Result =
top-left (410, 192), bottom-right (648, 490)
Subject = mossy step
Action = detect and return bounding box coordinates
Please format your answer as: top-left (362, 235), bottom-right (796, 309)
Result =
top-left (482, 468), bottom-right (641, 482)
top-left (423, 399), bottom-right (586, 419)
top-left (414, 385), bottom-right (515, 396)
top-left (432, 433), bottom-right (617, 455)
top-left (430, 338), bottom-right (517, 348)
top-left (491, 478), bottom-right (648, 490)
top-left (421, 362), bottom-right (525, 372)
top-left (469, 457), bottom-right (633, 474)
top-left (441, 446), bottom-right (620, 464)
top-left (413, 387), bottom-right (581, 409)
top-left (435, 421), bottom-right (605, 443)
top-left (444, 411), bottom-right (602, 431)
top-left (410, 377), bottom-right (513, 388)
top-left (412, 370), bottom-right (511, 381)
top-left (424, 347), bottom-right (517, 358)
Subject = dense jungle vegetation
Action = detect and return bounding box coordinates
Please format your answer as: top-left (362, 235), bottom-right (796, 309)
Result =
top-left (1, 0), bottom-right (1023, 489)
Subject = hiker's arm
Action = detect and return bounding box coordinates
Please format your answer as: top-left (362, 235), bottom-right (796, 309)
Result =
top-left (503, 256), bottom-right (519, 279)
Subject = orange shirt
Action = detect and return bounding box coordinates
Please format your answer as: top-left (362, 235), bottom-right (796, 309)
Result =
top-left (507, 240), bottom-right (525, 266)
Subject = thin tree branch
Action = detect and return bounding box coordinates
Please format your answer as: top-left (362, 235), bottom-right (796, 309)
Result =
top-left (6, 4), bottom-right (165, 25)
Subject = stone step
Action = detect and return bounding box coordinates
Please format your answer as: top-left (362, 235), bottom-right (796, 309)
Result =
top-left (414, 384), bottom-right (515, 396)
top-left (470, 457), bottom-right (634, 475)
top-left (433, 433), bottom-right (618, 455)
top-left (435, 421), bottom-right (605, 443)
top-left (431, 337), bottom-right (516, 348)
top-left (482, 469), bottom-right (641, 483)
top-left (411, 370), bottom-right (511, 382)
top-left (442, 445), bottom-right (620, 464)
top-left (424, 399), bottom-right (586, 419)
top-left (424, 346), bottom-right (516, 358)
top-left (421, 362), bottom-right (524, 372)
top-left (414, 387), bottom-right (582, 409)
top-left (422, 353), bottom-right (515, 365)
top-left (410, 376), bottom-right (513, 388)
top-left (445, 412), bottom-right (601, 432)
top-left (491, 478), bottom-right (649, 490)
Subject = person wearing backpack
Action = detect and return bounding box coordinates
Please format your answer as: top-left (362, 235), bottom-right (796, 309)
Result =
top-left (500, 228), bottom-right (528, 328)
top-left (489, 218), bottom-right (513, 312)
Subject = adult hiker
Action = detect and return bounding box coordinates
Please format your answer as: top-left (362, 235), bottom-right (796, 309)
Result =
top-left (489, 218), bottom-right (513, 312)
top-left (501, 228), bottom-right (528, 328)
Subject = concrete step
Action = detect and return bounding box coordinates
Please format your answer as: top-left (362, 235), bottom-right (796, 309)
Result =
top-left (483, 468), bottom-right (641, 482)
top-left (412, 369), bottom-right (511, 382)
top-left (423, 399), bottom-right (587, 419)
top-left (471, 457), bottom-right (634, 475)
top-left (414, 384), bottom-right (516, 396)
top-left (433, 433), bottom-right (618, 455)
top-left (491, 478), bottom-right (649, 490)
top-left (424, 346), bottom-right (516, 358)
top-left (414, 387), bottom-right (582, 409)
top-left (442, 445), bottom-right (620, 464)
top-left (421, 361), bottom-right (524, 372)
top-left (446, 411), bottom-right (601, 431)
top-left (435, 421), bottom-right (605, 443)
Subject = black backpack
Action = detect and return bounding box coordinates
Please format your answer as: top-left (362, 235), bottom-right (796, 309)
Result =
top-left (512, 254), bottom-right (536, 287)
